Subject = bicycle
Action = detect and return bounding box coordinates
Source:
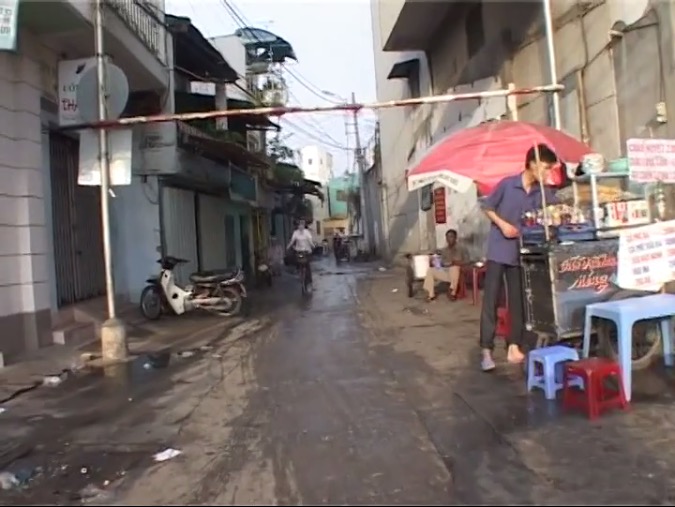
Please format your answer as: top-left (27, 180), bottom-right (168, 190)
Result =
top-left (296, 251), bottom-right (312, 295)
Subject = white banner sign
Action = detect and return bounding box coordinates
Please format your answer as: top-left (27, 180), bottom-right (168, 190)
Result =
top-left (57, 58), bottom-right (98, 127)
top-left (616, 220), bottom-right (675, 292)
top-left (0, 0), bottom-right (19, 51)
top-left (627, 138), bottom-right (675, 183)
top-left (78, 129), bottom-right (132, 186)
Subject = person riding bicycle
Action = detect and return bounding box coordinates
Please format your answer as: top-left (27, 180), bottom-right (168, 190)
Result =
top-left (287, 220), bottom-right (315, 287)
top-left (332, 228), bottom-right (346, 262)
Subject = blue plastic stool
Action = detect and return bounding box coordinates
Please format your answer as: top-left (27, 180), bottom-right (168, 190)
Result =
top-left (582, 294), bottom-right (675, 402)
top-left (527, 345), bottom-right (582, 400)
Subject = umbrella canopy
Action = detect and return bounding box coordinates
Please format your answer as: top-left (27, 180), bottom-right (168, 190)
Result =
top-left (406, 121), bottom-right (592, 195)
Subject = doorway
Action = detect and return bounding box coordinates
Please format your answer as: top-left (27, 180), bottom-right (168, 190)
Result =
top-left (49, 132), bottom-right (106, 306)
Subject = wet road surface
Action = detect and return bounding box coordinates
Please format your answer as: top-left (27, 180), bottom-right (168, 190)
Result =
top-left (3, 259), bottom-right (675, 504)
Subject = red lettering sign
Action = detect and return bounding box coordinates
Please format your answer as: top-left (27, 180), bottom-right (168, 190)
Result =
top-left (433, 188), bottom-right (446, 224)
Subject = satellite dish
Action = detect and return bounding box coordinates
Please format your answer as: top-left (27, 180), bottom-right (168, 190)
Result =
top-left (76, 62), bottom-right (130, 123)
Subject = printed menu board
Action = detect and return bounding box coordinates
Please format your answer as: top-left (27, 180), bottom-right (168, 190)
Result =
top-left (627, 138), bottom-right (675, 183)
top-left (617, 221), bottom-right (675, 291)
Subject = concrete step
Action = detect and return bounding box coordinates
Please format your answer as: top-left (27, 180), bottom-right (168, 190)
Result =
top-left (52, 321), bottom-right (97, 347)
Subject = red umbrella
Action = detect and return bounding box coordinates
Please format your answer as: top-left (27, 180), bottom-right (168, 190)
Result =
top-left (406, 121), bottom-right (592, 195)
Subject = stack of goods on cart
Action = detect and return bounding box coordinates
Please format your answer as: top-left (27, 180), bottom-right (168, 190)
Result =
top-left (522, 154), bottom-right (652, 245)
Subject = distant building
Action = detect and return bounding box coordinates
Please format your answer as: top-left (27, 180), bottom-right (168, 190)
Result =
top-left (300, 146), bottom-right (334, 185)
top-left (300, 146), bottom-right (334, 240)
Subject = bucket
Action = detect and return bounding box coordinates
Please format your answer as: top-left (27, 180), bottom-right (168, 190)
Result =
top-left (412, 254), bottom-right (430, 279)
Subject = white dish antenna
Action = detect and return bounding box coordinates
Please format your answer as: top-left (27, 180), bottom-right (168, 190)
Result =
top-left (76, 62), bottom-right (130, 124)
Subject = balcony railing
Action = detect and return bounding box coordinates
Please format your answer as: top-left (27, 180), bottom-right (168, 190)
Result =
top-left (105, 0), bottom-right (165, 62)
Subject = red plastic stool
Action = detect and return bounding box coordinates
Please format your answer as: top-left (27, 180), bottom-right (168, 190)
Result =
top-left (562, 358), bottom-right (629, 420)
top-left (495, 306), bottom-right (511, 339)
top-left (450, 271), bottom-right (468, 300)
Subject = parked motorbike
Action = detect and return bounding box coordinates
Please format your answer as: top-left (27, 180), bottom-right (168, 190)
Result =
top-left (140, 256), bottom-right (247, 320)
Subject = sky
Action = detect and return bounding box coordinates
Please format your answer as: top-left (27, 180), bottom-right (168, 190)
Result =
top-left (165, 0), bottom-right (378, 176)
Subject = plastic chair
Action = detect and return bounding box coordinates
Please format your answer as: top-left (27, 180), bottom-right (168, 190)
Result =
top-left (563, 358), bottom-right (628, 419)
top-left (527, 345), bottom-right (581, 400)
top-left (582, 294), bottom-right (675, 402)
top-left (450, 271), bottom-right (468, 300)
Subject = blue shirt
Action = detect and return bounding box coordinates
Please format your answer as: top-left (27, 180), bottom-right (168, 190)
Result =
top-left (482, 173), bottom-right (559, 266)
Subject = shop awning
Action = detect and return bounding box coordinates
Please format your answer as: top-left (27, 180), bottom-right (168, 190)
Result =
top-left (177, 122), bottom-right (270, 170)
top-left (167, 14), bottom-right (238, 82)
top-left (387, 58), bottom-right (420, 80)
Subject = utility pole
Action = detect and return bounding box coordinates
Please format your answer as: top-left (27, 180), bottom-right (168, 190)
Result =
top-left (542, 0), bottom-right (561, 130)
top-left (94, 0), bottom-right (127, 361)
top-left (351, 92), bottom-right (370, 253)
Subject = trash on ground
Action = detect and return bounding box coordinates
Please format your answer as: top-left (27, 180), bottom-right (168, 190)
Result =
top-left (13, 466), bottom-right (39, 485)
top-left (378, 267), bottom-right (387, 272)
top-left (391, 288), bottom-right (399, 293)
top-left (0, 471), bottom-right (19, 490)
top-left (199, 345), bottom-right (213, 351)
top-left (153, 448), bottom-right (182, 462)
top-left (81, 467), bottom-right (89, 474)
top-left (43, 375), bottom-right (64, 387)
top-left (0, 407), bottom-right (5, 415)
top-left (79, 483), bottom-right (112, 504)
top-left (176, 350), bottom-right (195, 358)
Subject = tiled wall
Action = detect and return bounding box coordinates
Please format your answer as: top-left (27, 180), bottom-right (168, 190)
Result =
top-left (0, 29), bottom-right (57, 359)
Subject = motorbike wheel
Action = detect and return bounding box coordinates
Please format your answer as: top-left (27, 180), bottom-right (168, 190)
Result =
top-left (213, 286), bottom-right (243, 317)
top-left (140, 285), bottom-right (163, 320)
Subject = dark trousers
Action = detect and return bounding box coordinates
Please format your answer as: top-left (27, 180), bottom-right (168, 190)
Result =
top-left (479, 261), bottom-right (524, 350)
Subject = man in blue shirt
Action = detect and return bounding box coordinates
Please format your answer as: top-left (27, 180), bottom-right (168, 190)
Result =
top-left (480, 144), bottom-right (559, 371)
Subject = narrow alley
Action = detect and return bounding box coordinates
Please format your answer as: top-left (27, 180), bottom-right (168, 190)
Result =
top-left (2, 261), bottom-right (675, 505)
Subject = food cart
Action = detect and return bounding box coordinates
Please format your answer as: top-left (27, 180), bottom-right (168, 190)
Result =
top-left (520, 159), bottom-right (662, 370)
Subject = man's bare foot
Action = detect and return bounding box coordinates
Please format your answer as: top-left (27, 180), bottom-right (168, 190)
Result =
top-left (426, 296), bottom-right (437, 302)
top-left (507, 344), bottom-right (525, 364)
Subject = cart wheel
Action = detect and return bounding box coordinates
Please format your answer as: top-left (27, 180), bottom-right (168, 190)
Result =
top-left (405, 266), bottom-right (415, 298)
top-left (597, 289), bottom-right (663, 371)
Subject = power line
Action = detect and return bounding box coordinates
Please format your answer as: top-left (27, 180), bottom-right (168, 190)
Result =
top-left (221, 0), bottom-right (347, 107)
top-left (286, 90), bottom-right (348, 148)
top-left (283, 67), bottom-right (344, 105)
top-left (281, 118), bottom-right (352, 151)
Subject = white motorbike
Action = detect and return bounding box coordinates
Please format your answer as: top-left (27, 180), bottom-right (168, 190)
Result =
top-left (140, 256), bottom-right (247, 320)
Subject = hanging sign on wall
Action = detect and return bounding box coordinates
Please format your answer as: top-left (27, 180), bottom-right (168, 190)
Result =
top-left (433, 187), bottom-right (447, 224)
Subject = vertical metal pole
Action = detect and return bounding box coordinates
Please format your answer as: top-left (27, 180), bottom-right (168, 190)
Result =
top-left (352, 92), bottom-right (370, 253)
top-left (94, 0), bottom-right (116, 319)
top-left (542, 0), bottom-right (561, 130)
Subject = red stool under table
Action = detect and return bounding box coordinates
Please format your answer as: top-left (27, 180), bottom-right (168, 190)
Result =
top-left (562, 358), bottom-right (629, 420)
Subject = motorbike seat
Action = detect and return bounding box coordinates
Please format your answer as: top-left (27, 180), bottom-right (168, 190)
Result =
top-left (189, 268), bottom-right (238, 284)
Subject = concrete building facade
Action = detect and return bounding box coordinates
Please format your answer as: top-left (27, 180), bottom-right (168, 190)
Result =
top-left (0, 1), bottom-right (170, 362)
top-left (300, 145), bottom-right (334, 240)
top-left (371, 0), bottom-right (675, 261)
